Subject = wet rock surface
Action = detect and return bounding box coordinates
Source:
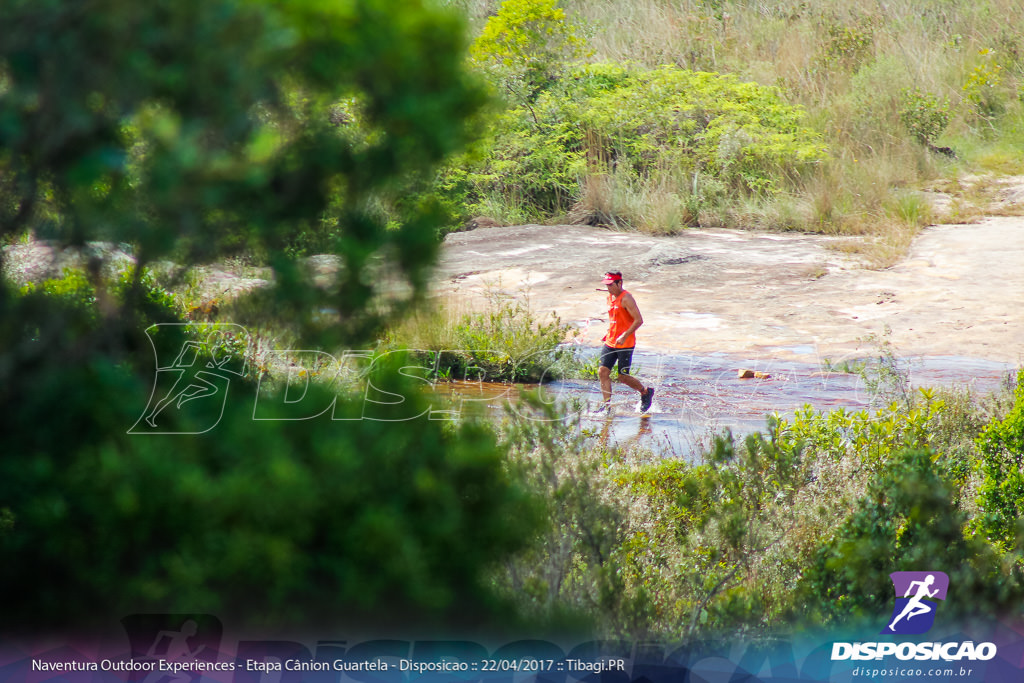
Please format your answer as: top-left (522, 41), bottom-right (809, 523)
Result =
top-left (439, 201), bottom-right (1024, 456)
top-left (439, 218), bottom-right (1024, 366)
top-left (5, 193), bottom-right (1021, 456)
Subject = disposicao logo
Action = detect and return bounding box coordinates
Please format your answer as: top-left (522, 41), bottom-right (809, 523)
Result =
top-left (831, 570), bottom-right (998, 663)
top-left (882, 571), bottom-right (949, 635)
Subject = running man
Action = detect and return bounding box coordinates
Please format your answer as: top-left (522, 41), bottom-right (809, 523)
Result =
top-left (597, 271), bottom-right (654, 413)
top-left (888, 574), bottom-right (939, 631)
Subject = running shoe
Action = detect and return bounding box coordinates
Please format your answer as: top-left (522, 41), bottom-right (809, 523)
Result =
top-left (640, 387), bottom-right (654, 413)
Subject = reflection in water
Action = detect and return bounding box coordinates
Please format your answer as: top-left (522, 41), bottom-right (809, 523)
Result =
top-left (591, 409), bottom-right (654, 454)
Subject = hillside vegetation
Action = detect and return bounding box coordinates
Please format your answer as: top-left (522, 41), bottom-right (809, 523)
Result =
top-left (442, 0), bottom-right (1024, 262)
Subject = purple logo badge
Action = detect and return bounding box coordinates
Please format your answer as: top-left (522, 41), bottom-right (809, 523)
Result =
top-left (882, 571), bottom-right (949, 635)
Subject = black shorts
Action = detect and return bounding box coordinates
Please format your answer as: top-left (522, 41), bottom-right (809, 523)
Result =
top-left (599, 345), bottom-right (634, 374)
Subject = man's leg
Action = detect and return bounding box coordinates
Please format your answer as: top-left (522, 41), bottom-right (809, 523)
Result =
top-left (616, 347), bottom-right (654, 411)
top-left (618, 371), bottom-right (645, 394)
top-left (599, 365), bottom-right (613, 403)
top-left (598, 346), bottom-right (617, 403)
top-left (615, 347), bottom-right (645, 394)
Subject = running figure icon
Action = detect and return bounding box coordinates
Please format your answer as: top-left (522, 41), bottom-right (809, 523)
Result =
top-left (882, 570), bottom-right (949, 635)
top-left (129, 323), bottom-right (249, 435)
top-left (888, 574), bottom-right (939, 631)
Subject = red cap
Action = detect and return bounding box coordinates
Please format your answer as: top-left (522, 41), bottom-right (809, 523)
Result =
top-left (601, 271), bottom-right (623, 284)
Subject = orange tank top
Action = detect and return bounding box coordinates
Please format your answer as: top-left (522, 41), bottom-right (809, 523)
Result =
top-left (605, 290), bottom-right (636, 348)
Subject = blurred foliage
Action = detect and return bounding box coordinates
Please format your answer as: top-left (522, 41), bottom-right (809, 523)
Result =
top-left (0, 0), bottom-right (487, 347)
top-left (19, 268), bottom-right (182, 325)
top-left (0, 341), bottom-right (539, 631)
top-left (0, 0), bottom-right (542, 634)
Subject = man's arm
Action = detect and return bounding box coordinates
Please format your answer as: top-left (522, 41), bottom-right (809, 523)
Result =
top-left (903, 580), bottom-right (923, 598)
top-left (615, 293), bottom-right (644, 345)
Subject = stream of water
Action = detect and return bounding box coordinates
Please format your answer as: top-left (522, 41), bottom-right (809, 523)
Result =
top-left (549, 350), bottom-right (1017, 460)
top-left (437, 349), bottom-right (1016, 460)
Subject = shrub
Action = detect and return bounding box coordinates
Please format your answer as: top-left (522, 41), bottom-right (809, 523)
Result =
top-left (493, 382), bottom-right (1020, 639)
top-left (817, 13), bottom-right (878, 73)
top-left (1, 271), bottom-right (543, 632)
top-left (975, 368), bottom-right (1024, 553)
top-left (963, 49), bottom-right (1006, 120)
top-left (19, 268), bottom-right (182, 325)
top-left (461, 62), bottom-right (827, 225)
top-left (781, 397), bottom-right (942, 467)
top-left (899, 88), bottom-right (951, 146)
top-left (797, 448), bottom-right (1020, 626)
top-left (0, 0), bottom-right (534, 635)
top-left (672, 424), bottom-right (811, 636)
top-left (469, 0), bottom-right (585, 103)
top-left (495, 398), bottom-right (631, 633)
top-left (385, 289), bottom-right (579, 382)
top-left (0, 320), bottom-right (540, 631)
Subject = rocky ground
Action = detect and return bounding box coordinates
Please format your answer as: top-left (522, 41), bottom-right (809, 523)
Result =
top-left (5, 178), bottom-right (1022, 370)
top-left (439, 183), bottom-right (1024, 368)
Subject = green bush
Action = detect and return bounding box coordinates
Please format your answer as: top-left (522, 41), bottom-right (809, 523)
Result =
top-left (963, 48), bottom-right (1006, 120)
top-left (0, 0), bottom-right (539, 635)
top-left (385, 290), bottom-right (579, 383)
top-left (446, 295), bottom-right (575, 381)
top-left (492, 382), bottom-right (1021, 639)
top-left (899, 88), bottom-right (951, 146)
top-left (670, 425), bottom-right (810, 636)
top-left (783, 397), bottom-right (942, 465)
top-left (975, 369), bottom-right (1024, 553)
top-left (816, 13), bottom-right (878, 73)
top-left (498, 415), bottom-right (819, 640)
top-left (1, 0), bottom-right (488, 348)
top-left (458, 62), bottom-right (826, 222)
top-left (19, 268), bottom-right (182, 326)
top-left (496, 398), bottom-right (643, 635)
top-left (797, 448), bottom-right (1019, 626)
top-left (470, 0), bottom-right (584, 103)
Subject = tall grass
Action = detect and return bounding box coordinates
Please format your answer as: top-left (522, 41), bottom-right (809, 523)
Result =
top-left (572, 168), bottom-right (696, 233)
top-left (384, 287), bottom-right (582, 382)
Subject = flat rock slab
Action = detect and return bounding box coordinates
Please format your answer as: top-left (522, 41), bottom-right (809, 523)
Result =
top-left (439, 219), bottom-right (1024, 365)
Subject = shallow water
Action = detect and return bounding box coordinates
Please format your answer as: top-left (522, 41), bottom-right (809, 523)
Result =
top-left (545, 350), bottom-right (1017, 461)
top-left (432, 350), bottom-right (1016, 461)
